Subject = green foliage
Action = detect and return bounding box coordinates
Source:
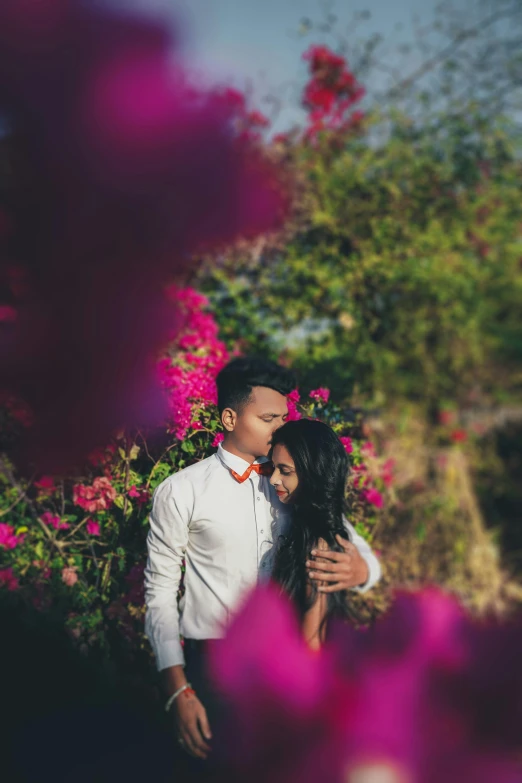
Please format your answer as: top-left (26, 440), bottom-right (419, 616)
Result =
top-left (202, 111), bottom-right (522, 410)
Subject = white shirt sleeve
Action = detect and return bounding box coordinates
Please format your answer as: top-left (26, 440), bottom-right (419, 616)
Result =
top-left (144, 476), bottom-right (191, 671)
top-left (342, 516), bottom-right (382, 594)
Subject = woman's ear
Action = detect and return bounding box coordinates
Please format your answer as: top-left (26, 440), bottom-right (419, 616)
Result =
top-left (221, 407), bottom-right (237, 432)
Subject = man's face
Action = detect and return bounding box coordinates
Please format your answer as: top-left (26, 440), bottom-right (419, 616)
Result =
top-left (227, 386), bottom-right (288, 459)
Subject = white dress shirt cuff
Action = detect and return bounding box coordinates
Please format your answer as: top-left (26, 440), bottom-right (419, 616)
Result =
top-left (350, 552), bottom-right (382, 595)
top-left (155, 639), bottom-right (186, 671)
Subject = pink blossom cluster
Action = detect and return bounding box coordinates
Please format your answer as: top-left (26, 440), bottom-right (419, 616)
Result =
top-left (286, 389), bottom-right (302, 421)
top-left (302, 45), bottom-right (365, 141)
top-left (41, 512), bottom-right (69, 531)
top-left (0, 566), bottom-right (19, 591)
top-left (0, 522), bottom-right (24, 549)
top-left (86, 519), bottom-right (101, 537)
top-left (350, 442), bottom-right (394, 508)
top-left (34, 475), bottom-right (57, 494)
top-left (62, 567), bottom-right (78, 587)
top-left (73, 477), bottom-right (117, 513)
top-left (128, 485), bottom-right (150, 506)
top-left (209, 585), bottom-right (522, 783)
top-left (309, 387), bottom-right (330, 404)
top-left (157, 286), bottom-right (230, 440)
top-left (339, 436), bottom-right (353, 454)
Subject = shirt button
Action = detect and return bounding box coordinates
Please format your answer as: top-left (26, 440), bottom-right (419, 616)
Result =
top-left (260, 529), bottom-right (264, 535)
top-left (257, 496), bottom-right (261, 501)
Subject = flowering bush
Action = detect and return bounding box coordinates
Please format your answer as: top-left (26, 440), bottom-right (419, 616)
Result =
top-left (0, 287), bottom-right (390, 670)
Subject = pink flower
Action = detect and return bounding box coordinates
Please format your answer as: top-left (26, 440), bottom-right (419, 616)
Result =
top-left (208, 586), bottom-right (522, 783)
top-left (128, 485), bottom-right (150, 505)
top-left (0, 523), bottom-right (23, 549)
top-left (209, 585), bottom-right (352, 782)
top-left (0, 0), bottom-right (287, 472)
top-left (34, 475), bottom-right (56, 492)
top-left (0, 566), bottom-right (19, 591)
top-left (309, 387), bottom-right (330, 403)
top-left (62, 566), bottom-right (78, 587)
top-left (41, 511), bottom-right (69, 530)
top-left (381, 458), bottom-right (395, 487)
top-left (360, 487), bottom-right (384, 508)
top-left (212, 432), bottom-right (225, 448)
top-left (86, 519), bottom-right (101, 536)
top-left (339, 436), bottom-right (353, 454)
top-left (191, 421), bottom-right (204, 430)
top-left (361, 441), bottom-right (376, 457)
top-left (73, 477), bottom-right (116, 513)
top-left (286, 389), bottom-right (302, 421)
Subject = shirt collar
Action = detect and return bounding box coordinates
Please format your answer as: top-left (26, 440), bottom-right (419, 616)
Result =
top-left (217, 443), bottom-right (270, 475)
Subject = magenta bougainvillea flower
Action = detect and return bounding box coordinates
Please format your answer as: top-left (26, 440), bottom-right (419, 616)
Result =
top-left (339, 435), bottom-right (354, 454)
top-left (360, 487), bottom-right (384, 508)
top-left (209, 586), bottom-right (522, 783)
top-left (85, 519), bottom-right (101, 537)
top-left (73, 477), bottom-right (116, 513)
top-left (40, 511), bottom-right (69, 531)
top-left (208, 585), bottom-right (354, 783)
top-left (0, 567), bottom-right (20, 591)
top-left (0, 0), bottom-right (287, 472)
top-left (0, 523), bottom-right (24, 549)
top-left (286, 389), bottom-right (302, 421)
top-left (309, 387), bottom-right (330, 403)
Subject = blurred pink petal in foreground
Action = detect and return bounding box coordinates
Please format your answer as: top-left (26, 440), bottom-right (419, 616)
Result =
top-left (0, 0), bottom-right (287, 471)
top-left (210, 586), bottom-right (522, 783)
top-left (209, 585), bottom-right (354, 783)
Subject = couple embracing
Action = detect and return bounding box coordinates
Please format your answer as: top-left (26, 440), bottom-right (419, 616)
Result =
top-left (144, 357), bottom-right (381, 763)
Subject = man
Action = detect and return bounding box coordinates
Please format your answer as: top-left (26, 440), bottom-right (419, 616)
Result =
top-left (144, 357), bottom-right (381, 761)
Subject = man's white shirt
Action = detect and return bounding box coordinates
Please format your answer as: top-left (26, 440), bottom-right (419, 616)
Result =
top-left (144, 443), bottom-right (381, 670)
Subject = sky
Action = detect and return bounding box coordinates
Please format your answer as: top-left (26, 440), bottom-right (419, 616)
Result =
top-left (113, 0), bottom-right (448, 131)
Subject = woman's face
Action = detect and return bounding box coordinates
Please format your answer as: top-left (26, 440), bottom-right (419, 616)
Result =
top-left (270, 444), bottom-right (299, 503)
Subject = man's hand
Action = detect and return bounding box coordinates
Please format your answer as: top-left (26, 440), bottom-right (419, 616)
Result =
top-left (173, 690), bottom-right (212, 760)
top-left (306, 534), bottom-right (369, 592)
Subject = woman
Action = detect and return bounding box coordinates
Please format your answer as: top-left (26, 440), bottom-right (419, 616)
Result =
top-left (269, 418), bottom-right (362, 649)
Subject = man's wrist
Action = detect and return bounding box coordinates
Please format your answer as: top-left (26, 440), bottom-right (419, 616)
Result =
top-left (163, 664), bottom-right (188, 696)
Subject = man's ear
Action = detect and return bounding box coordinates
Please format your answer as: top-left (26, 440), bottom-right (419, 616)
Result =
top-left (221, 407), bottom-right (237, 432)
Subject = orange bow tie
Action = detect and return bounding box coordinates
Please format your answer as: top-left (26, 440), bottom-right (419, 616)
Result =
top-left (230, 461), bottom-right (274, 483)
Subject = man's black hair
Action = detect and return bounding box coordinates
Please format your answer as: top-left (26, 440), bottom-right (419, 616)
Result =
top-left (216, 356), bottom-right (296, 414)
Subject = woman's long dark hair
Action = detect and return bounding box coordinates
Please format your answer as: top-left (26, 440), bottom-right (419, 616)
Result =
top-left (270, 419), bottom-right (360, 626)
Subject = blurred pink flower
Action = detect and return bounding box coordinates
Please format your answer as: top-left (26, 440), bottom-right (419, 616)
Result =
top-left (209, 586), bottom-right (522, 783)
top-left (191, 421), bottom-right (204, 430)
top-left (309, 387), bottom-right (330, 403)
top-left (41, 511), bottom-right (69, 530)
top-left (360, 487), bottom-right (384, 508)
top-left (0, 566), bottom-right (19, 591)
top-left (340, 436), bottom-right (353, 454)
top-left (34, 475), bottom-right (56, 492)
top-left (451, 429), bottom-right (468, 443)
top-left (0, 0), bottom-right (287, 471)
top-left (286, 389), bottom-right (302, 421)
top-left (381, 458), bottom-right (395, 487)
top-left (212, 432), bottom-right (225, 448)
top-left (209, 585), bottom-right (353, 782)
top-left (361, 441), bottom-right (376, 457)
top-left (86, 519), bottom-right (101, 536)
top-left (128, 485), bottom-right (150, 505)
top-left (62, 566), bottom-right (78, 587)
top-left (0, 522), bottom-right (23, 549)
top-left (73, 477), bottom-right (116, 513)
